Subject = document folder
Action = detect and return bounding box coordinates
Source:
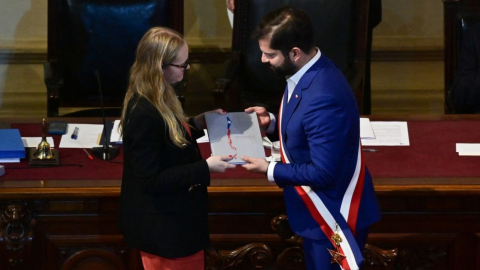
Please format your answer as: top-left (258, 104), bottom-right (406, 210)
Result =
top-left (206, 112), bottom-right (265, 164)
top-left (0, 129), bottom-right (26, 159)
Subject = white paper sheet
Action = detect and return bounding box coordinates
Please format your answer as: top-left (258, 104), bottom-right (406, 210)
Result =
top-left (360, 118), bottom-right (375, 139)
top-left (22, 137), bottom-right (55, 148)
top-left (361, 121), bottom-right (410, 146)
top-left (59, 124), bottom-right (103, 148)
top-left (0, 158), bottom-right (20, 163)
top-left (110, 120), bottom-right (122, 144)
top-left (196, 129), bottom-right (210, 143)
top-left (456, 143), bottom-right (480, 156)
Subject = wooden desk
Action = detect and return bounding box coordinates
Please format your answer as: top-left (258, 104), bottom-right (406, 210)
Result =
top-left (1, 116), bottom-right (480, 270)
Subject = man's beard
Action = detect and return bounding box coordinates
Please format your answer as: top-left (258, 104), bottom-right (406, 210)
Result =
top-left (268, 57), bottom-right (297, 78)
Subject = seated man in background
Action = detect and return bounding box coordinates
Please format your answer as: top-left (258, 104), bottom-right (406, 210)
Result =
top-left (451, 22), bottom-right (480, 113)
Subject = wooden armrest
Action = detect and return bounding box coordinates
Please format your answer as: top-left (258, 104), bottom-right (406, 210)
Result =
top-left (271, 214), bottom-right (398, 269)
top-left (205, 243), bottom-right (273, 270)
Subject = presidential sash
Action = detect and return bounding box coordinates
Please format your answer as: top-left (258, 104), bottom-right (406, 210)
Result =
top-left (278, 92), bottom-right (364, 270)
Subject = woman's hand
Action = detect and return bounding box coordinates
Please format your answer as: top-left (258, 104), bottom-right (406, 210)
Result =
top-left (207, 155), bottom-right (236, 172)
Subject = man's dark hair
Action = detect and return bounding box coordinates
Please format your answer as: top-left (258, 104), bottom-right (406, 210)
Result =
top-left (253, 6), bottom-right (315, 57)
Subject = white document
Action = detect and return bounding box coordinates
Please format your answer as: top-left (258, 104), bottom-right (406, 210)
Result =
top-left (196, 129), bottom-right (210, 143)
top-left (206, 112), bottom-right (265, 164)
top-left (59, 124), bottom-right (103, 148)
top-left (361, 121), bottom-right (410, 146)
top-left (22, 137), bottom-right (55, 148)
top-left (360, 118), bottom-right (375, 139)
top-left (0, 158), bottom-right (20, 163)
top-left (110, 120), bottom-right (123, 144)
top-left (456, 143), bottom-right (480, 156)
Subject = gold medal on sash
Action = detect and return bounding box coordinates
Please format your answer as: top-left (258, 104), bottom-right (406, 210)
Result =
top-left (328, 223), bottom-right (346, 265)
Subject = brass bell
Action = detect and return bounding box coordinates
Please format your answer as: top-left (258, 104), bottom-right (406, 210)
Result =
top-left (36, 139), bottom-right (53, 159)
top-left (36, 118), bottom-right (54, 160)
top-left (29, 118), bottom-right (60, 166)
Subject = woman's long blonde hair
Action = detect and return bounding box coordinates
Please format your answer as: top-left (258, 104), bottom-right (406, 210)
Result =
top-left (120, 27), bottom-right (188, 148)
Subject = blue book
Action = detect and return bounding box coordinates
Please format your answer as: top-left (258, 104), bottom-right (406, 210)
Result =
top-left (0, 129), bottom-right (26, 159)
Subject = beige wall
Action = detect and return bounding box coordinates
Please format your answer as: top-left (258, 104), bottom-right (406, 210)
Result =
top-left (374, 0), bottom-right (443, 51)
top-left (0, 0), bottom-right (444, 53)
top-left (0, 0), bottom-right (47, 52)
top-left (184, 0), bottom-right (233, 50)
top-left (0, 0), bottom-right (445, 117)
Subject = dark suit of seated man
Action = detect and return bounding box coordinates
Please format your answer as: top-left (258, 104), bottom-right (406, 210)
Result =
top-left (452, 22), bottom-right (480, 113)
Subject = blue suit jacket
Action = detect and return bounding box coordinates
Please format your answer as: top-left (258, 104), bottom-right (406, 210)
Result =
top-left (271, 55), bottom-right (381, 240)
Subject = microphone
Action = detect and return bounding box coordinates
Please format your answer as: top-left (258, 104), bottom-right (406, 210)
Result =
top-left (91, 70), bottom-right (119, 160)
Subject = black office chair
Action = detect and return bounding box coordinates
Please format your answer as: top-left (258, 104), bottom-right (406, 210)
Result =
top-left (213, 0), bottom-right (369, 114)
top-left (443, 0), bottom-right (480, 114)
top-left (45, 0), bottom-right (184, 117)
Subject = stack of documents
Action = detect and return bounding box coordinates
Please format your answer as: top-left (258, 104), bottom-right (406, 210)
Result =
top-left (0, 129), bottom-right (26, 163)
top-left (456, 144), bottom-right (480, 156)
top-left (110, 120), bottom-right (123, 144)
top-left (360, 119), bottom-right (410, 146)
top-left (360, 118), bottom-right (375, 139)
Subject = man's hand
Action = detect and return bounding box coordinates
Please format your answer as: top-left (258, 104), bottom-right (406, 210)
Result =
top-left (241, 156), bottom-right (269, 174)
top-left (245, 106), bottom-right (271, 131)
top-left (194, 108), bottom-right (226, 130)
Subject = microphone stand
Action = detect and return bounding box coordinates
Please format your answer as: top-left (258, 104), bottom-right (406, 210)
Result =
top-left (91, 70), bottom-right (119, 160)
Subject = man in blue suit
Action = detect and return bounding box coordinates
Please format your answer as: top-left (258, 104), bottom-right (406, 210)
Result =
top-left (241, 6), bottom-right (381, 270)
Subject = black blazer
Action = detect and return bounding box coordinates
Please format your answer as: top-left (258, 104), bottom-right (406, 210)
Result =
top-left (117, 95), bottom-right (210, 258)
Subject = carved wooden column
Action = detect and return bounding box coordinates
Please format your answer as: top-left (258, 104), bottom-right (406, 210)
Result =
top-left (0, 200), bottom-right (35, 269)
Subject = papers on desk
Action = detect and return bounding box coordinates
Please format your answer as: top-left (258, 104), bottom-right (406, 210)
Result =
top-left (360, 118), bottom-right (375, 139)
top-left (456, 143), bottom-right (480, 156)
top-left (22, 137), bottom-right (55, 148)
top-left (104, 120), bottom-right (212, 144)
top-left (361, 121), bottom-right (410, 146)
top-left (59, 124), bottom-right (103, 148)
top-left (196, 129), bottom-right (209, 143)
top-left (0, 158), bottom-right (20, 163)
top-left (110, 120), bottom-right (123, 144)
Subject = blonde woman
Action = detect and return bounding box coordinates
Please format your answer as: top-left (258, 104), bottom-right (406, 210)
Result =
top-left (117, 27), bottom-right (235, 270)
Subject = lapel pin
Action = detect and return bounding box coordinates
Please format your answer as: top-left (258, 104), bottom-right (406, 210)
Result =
top-left (295, 94), bottom-right (298, 99)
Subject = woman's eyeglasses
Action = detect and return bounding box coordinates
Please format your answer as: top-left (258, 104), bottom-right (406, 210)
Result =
top-left (164, 59), bottom-right (189, 70)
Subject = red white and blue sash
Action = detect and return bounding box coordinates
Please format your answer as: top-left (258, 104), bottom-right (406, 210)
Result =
top-left (278, 92), bottom-right (364, 270)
